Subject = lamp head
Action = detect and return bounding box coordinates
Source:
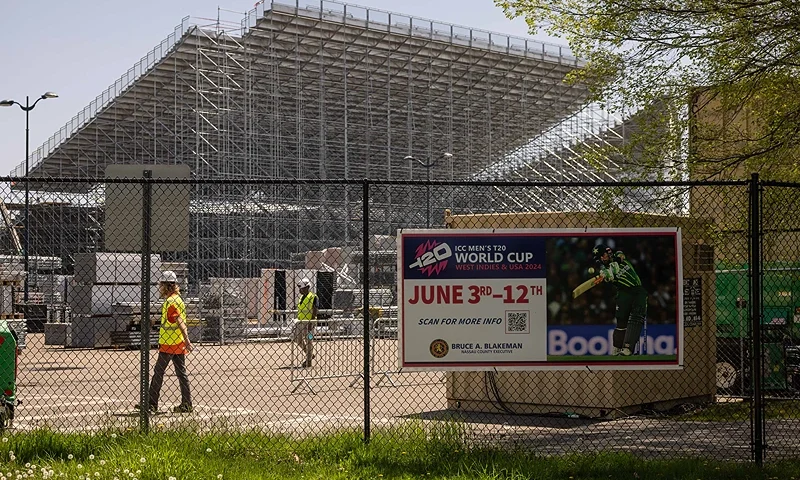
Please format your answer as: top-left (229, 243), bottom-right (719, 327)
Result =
top-left (442, 152), bottom-right (453, 159)
top-left (403, 155), bottom-right (414, 161)
top-left (0, 100), bottom-right (13, 107)
top-left (41, 92), bottom-right (58, 99)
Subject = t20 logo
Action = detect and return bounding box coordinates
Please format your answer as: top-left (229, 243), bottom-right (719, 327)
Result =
top-left (409, 241), bottom-right (452, 276)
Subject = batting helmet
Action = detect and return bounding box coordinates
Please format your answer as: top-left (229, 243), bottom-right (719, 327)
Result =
top-left (592, 244), bottom-right (613, 264)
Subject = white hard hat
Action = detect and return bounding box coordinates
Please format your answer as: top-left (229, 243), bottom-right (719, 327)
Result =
top-left (299, 278), bottom-right (311, 288)
top-left (160, 270), bottom-right (178, 283)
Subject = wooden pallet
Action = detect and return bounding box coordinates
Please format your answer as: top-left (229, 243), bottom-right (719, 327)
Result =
top-left (110, 331), bottom-right (159, 350)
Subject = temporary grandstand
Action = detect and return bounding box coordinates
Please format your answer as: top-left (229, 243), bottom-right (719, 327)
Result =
top-left (6, 0), bottom-right (631, 280)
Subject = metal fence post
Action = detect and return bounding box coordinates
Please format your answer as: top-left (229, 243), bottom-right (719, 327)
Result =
top-left (749, 172), bottom-right (763, 465)
top-left (362, 179), bottom-right (371, 444)
top-left (140, 171), bottom-right (153, 434)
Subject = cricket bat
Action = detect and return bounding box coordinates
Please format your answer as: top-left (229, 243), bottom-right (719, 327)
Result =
top-left (572, 276), bottom-right (601, 299)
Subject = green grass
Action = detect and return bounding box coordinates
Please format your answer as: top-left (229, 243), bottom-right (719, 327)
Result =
top-left (0, 424), bottom-right (797, 479)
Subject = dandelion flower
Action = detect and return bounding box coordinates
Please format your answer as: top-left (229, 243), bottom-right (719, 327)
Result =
top-left (100, 460), bottom-right (106, 466)
top-left (77, 464), bottom-right (83, 469)
top-left (139, 457), bottom-right (146, 464)
top-left (218, 475), bottom-right (223, 479)
top-left (89, 455), bottom-right (94, 461)
top-left (111, 433), bottom-right (117, 439)
top-left (206, 448), bottom-right (212, 453)
top-left (67, 454), bottom-right (74, 460)
top-left (169, 477), bottom-right (176, 480)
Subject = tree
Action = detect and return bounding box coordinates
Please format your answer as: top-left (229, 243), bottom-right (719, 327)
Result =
top-left (496, 0), bottom-right (800, 181)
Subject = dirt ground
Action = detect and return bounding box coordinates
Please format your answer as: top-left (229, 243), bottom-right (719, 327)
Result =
top-left (14, 333), bottom-right (446, 434)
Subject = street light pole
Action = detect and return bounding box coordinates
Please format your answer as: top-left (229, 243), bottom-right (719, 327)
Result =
top-left (405, 152), bottom-right (453, 227)
top-left (1, 92), bottom-right (58, 304)
top-left (24, 96), bottom-right (29, 305)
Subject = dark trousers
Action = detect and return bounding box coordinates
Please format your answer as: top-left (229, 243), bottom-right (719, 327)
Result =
top-left (613, 286), bottom-right (648, 349)
top-left (148, 351), bottom-right (192, 408)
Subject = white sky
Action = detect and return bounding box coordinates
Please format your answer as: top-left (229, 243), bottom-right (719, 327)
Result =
top-left (0, 0), bottom-right (563, 176)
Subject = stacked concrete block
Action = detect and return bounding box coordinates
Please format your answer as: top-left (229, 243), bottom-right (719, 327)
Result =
top-left (68, 284), bottom-right (160, 316)
top-left (69, 314), bottom-right (130, 348)
top-left (208, 277), bottom-right (259, 319)
top-left (66, 253), bottom-right (162, 348)
top-left (202, 277), bottom-right (258, 343)
top-left (33, 274), bottom-right (68, 305)
top-left (43, 275), bottom-right (72, 346)
top-left (73, 253), bottom-right (162, 285)
top-left (44, 323), bottom-right (70, 346)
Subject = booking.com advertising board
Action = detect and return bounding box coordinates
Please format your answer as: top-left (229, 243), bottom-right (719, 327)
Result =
top-left (398, 228), bottom-right (684, 371)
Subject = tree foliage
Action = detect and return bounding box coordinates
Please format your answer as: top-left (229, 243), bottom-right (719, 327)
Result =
top-left (496, 0), bottom-right (800, 180)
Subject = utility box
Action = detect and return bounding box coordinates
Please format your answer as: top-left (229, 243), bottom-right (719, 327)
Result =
top-left (441, 210), bottom-right (716, 417)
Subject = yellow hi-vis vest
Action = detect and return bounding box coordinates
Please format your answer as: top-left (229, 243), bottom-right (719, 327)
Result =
top-left (297, 292), bottom-right (317, 321)
top-left (159, 294), bottom-right (187, 353)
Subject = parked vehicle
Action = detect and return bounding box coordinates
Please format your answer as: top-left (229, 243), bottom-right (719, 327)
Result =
top-left (715, 262), bottom-right (800, 395)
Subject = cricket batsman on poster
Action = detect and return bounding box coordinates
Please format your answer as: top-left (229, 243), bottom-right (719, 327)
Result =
top-left (590, 244), bottom-right (648, 356)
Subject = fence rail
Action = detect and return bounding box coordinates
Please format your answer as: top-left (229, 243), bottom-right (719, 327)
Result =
top-left (0, 174), bottom-right (797, 465)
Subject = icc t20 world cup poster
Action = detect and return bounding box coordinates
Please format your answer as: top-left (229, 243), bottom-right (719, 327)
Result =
top-left (398, 228), bottom-right (684, 370)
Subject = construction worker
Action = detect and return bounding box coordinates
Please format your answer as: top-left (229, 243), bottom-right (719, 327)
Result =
top-left (292, 278), bottom-right (318, 368)
top-left (142, 270), bottom-right (193, 413)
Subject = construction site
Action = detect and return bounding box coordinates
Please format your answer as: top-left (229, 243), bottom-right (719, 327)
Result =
top-left (0, 0), bottom-right (634, 322)
top-left (0, 0), bottom-right (747, 447)
top-left (6, 0), bottom-right (628, 268)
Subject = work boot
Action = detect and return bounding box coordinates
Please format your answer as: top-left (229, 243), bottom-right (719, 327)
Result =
top-left (135, 403), bottom-right (158, 414)
top-left (172, 403), bottom-right (193, 413)
top-left (619, 348), bottom-right (632, 356)
top-left (612, 347), bottom-right (622, 356)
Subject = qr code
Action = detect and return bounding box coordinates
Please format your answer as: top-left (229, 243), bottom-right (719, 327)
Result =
top-left (506, 311), bottom-right (529, 333)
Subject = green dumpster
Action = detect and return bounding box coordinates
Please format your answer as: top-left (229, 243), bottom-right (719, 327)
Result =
top-left (0, 320), bottom-right (17, 428)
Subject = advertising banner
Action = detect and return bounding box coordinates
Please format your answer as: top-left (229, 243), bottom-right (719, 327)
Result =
top-left (398, 228), bottom-right (683, 370)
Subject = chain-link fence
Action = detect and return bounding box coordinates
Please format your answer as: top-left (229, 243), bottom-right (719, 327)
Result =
top-left (0, 175), bottom-right (798, 464)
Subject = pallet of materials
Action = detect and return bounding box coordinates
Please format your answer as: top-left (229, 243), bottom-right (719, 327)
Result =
top-left (110, 331), bottom-right (159, 349)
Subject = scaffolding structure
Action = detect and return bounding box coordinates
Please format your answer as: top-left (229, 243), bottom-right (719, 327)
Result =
top-left (7, 0), bottom-right (634, 280)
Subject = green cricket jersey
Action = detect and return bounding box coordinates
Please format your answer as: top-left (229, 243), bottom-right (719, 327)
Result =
top-left (599, 251), bottom-right (642, 288)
